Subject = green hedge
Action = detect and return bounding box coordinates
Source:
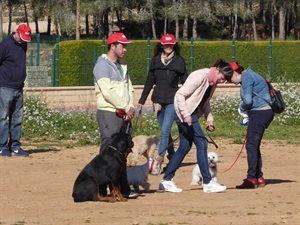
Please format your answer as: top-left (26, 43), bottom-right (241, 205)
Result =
top-left (57, 40), bottom-right (300, 86)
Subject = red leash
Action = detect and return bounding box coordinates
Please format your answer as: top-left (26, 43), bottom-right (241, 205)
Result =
top-left (219, 134), bottom-right (247, 173)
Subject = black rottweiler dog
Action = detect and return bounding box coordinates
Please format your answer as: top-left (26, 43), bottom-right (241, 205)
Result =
top-left (72, 132), bottom-right (134, 202)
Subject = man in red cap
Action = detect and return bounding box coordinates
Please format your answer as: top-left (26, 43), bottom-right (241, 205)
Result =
top-left (0, 23), bottom-right (31, 157)
top-left (93, 32), bottom-right (138, 199)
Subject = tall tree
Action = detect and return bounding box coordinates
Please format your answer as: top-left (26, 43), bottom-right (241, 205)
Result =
top-left (76, 0), bottom-right (80, 39)
top-left (293, 0), bottom-right (298, 39)
top-left (0, 0), bottom-right (3, 41)
top-left (278, 0), bottom-right (286, 39)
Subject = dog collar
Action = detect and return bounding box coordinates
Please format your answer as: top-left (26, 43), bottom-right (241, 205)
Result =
top-left (108, 145), bottom-right (118, 151)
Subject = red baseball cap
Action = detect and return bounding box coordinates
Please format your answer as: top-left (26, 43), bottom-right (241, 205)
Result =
top-left (160, 34), bottom-right (176, 45)
top-left (106, 32), bottom-right (132, 45)
top-left (17, 24), bottom-right (31, 42)
top-left (229, 62), bottom-right (240, 71)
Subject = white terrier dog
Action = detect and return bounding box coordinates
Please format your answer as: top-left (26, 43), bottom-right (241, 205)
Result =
top-left (127, 135), bottom-right (160, 166)
top-left (190, 152), bottom-right (218, 186)
top-left (126, 160), bottom-right (151, 193)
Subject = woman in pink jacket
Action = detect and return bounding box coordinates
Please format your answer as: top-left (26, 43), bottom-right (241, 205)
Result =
top-left (158, 59), bottom-right (233, 193)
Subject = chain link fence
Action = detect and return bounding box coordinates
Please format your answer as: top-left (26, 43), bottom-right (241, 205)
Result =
top-left (27, 35), bottom-right (300, 87)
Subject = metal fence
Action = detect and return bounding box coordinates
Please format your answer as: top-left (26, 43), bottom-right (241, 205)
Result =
top-left (27, 35), bottom-right (299, 87)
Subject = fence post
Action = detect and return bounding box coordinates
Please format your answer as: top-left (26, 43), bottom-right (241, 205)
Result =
top-left (93, 48), bottom-right (98, 64)
top-left (36, 33), bottom-right (40, 66)
top-left (268, 38), bottom-right (273, 80)
top-left (147, 37), bottom-right (151, 73)
top-left (231, 38), bottom-right (236, 61)
top-left (52, 41), bottom-right (59, 87)
top-left (189, 37), bottom-right (194, 73)
top-left (51, 48), bottom-right (56, 86)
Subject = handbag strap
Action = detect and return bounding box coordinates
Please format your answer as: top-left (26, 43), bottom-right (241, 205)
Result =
top-left (253, 91), bottom-right (272, 106)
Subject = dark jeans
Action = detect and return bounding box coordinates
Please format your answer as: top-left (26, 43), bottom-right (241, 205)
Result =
top-left (246, 109), bottom-right (274, 179)
top-left (0, 87), bottom-right (23, 151)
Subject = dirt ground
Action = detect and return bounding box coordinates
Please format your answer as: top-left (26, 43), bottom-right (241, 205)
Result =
top-left (0, 139), bottom-right (299, 225)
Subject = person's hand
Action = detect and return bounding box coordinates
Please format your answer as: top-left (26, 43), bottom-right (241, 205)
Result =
top-left (206, 122), bottom-right (215, 132)
top-left (183, 115), bottom-right (192, 126)
top-left (125, 107), bottom-right (135, 121)
top-left (137, 104), bottom-right (143, 112)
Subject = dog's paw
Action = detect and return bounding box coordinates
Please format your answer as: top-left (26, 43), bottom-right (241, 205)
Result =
top-left (190, 181), bottom-right (199, 186)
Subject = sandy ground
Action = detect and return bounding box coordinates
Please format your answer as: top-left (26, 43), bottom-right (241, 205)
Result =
top-left (0, 139), bottom-right (299, 225)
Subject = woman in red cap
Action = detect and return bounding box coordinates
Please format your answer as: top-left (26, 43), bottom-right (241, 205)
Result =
top-left (227, 62), bottom-right (274, 189)
top-left (138, 34), bottom-right (188, 175)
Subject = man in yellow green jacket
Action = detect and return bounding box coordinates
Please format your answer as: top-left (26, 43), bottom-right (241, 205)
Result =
top-left (93, 32), bottom-right (137, 199)
top-left (93, 32), bottom-right (135, 152)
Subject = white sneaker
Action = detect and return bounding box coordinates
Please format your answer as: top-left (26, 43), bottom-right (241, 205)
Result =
top-left (203, 180), bottom-right (227, 193)
top-left (158, 179), bottom-right (182, 193)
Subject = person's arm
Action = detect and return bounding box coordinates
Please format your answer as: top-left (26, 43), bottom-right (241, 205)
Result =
top-left (176, 71), bottom-right (205, 121)
top-left (240, 78), bottom-right (254, 111)
top-left (138, 58), bottom-right (156, 105)
top-left (179, 57), bottom-right (188, 84)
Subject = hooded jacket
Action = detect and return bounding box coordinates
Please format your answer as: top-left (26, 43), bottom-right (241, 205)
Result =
top-left (93, 54), bottom-right (134, 113)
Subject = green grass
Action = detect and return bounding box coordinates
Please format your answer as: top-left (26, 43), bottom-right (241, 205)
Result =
top-left (22, 83), bottom-right (300, 147)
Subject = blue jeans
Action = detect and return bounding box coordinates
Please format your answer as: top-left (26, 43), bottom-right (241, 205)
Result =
top-left (246, 109), bottom-right (274, 179)
top-left (0, 87), bottom-right (24, 151)
top-left (157, 103), bottom-right (175, 158)
top-left (163, 112), bottom-right (212, 184)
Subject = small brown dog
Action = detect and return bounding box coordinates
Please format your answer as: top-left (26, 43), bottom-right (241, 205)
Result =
top-left (127, 135), bottom-right (160, 166)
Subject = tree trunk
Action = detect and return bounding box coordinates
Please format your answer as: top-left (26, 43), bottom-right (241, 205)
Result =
top-left (85, 15), bottom-right (89, 36)
top-left (164, 17), bottom-right (167, 35)
top-left (294, 0), bottom-right (299, 39)
top-left (278, 2), bottom-right (286, 40)
top-left (0, 0), bottom-right (3, 41)
top-left (8, 2), bottom-right (12, 34)
top-left (76, 0), bottom-right (80, 40)
top-left (183, 15), bottom-right (188, 39)
top-left (149, 0), bottom-right (156, 39)
top-left (271, 0), bottom-right (275, 39)
top-left (47, 17), bottom-right (51, 35)
top-left (115, 9), bottom-right (122, 31)
top-left (192, 18), bottom-right (197, 39)
top-left (250, 0), bottom-right (258, 40)
top-left (232, 2), bottom-right (238, 40)
top-left (260, 0), bottom-right (268, 39)
top-left (23, 2), bottom-right (29, 24)
top-left (34, 17), bottom-right (39, 33)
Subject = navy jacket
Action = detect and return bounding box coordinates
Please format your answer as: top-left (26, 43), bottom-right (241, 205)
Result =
top-left (0, 33), bottom-right (27, 90)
